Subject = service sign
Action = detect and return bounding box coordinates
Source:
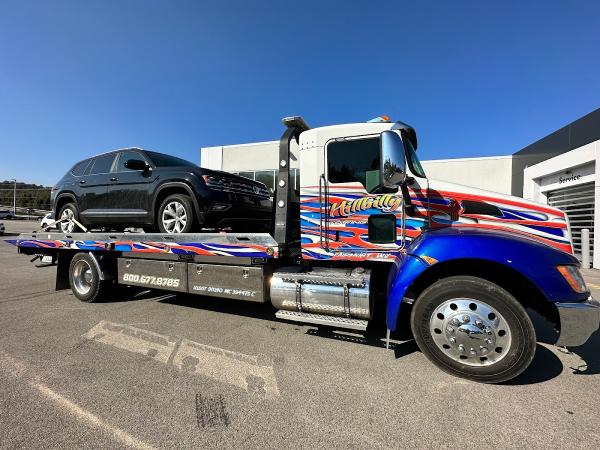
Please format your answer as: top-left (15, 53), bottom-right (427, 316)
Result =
top-left (540, 162), bottom-right (595, 192)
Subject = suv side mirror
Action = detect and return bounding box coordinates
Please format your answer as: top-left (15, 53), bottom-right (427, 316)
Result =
top-left (380, 130), bottom-right (407, 187)
top-left (125, 159), bottom-right (149, 171)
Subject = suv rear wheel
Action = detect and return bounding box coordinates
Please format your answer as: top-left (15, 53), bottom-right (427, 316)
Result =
top-left (157, 194), bottom-right (195, 233)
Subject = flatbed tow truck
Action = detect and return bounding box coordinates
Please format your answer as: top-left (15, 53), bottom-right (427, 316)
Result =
top-left (6, 116), bottom-right (600, 383)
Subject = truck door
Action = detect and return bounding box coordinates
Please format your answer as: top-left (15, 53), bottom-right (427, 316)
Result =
top-left (78, 153), bottom-right (116, 223)
top-left (323, 135), bottom-right (404, 255)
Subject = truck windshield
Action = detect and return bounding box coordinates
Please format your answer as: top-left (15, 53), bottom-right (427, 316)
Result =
top-left (405, 139), bottom-right (426, 178)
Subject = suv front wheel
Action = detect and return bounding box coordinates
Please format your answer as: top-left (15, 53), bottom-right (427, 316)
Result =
top-left (58, 203), bottom-right (82, 233)
top-left (157, 194), bottom-right (195, 234)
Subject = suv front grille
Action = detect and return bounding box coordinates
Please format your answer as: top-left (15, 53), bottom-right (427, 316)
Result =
top-left (203, 176), bottom-right (270, 198)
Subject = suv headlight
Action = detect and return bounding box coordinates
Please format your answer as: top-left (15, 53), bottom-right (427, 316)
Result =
top-left (556, 265), bottom-right (588, 293)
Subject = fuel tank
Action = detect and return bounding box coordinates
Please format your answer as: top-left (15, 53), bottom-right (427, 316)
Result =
top-left (270, 267), bottom-right (372, 320)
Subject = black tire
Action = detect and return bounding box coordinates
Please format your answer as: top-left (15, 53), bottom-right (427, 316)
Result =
top-left (58, 202), bottom-right (81, 233)
top-left (410, 276), bottom-right (536, 383)
top-left (68, 253), bottom-right (107, 303)
top-left (157, 194), bottom-right (195, 234)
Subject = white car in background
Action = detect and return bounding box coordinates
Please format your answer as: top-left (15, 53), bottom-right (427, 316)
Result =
top-left (40, 212), bottom-right (57, 230)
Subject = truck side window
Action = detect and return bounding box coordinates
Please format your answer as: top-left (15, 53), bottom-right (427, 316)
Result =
top-left (327, 137), bottom-right (380, 191)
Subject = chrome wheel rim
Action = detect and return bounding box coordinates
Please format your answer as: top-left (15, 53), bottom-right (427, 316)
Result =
top-left (161, 201), bottom-right (187, 233)
top-left (72, 260), bottom-right (93, 296)
top-left (429, 298), bottom-right (512, 366)
top-left (60, 208), bottom-right (75, 233)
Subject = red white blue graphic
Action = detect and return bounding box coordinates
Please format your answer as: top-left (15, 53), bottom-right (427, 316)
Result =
top-left (300, 180), bottom-right (571, 261)
top-left (12, 238), bottom-right (278, 258)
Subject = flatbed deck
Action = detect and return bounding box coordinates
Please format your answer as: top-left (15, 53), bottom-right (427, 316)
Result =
top-left (9, 231), bottom-right (280, 264)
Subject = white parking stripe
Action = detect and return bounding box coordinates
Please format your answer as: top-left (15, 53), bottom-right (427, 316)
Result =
top-left (0, 350), bottom-right (156, 450)
top-left (33, 382), bottom-right (157, 450)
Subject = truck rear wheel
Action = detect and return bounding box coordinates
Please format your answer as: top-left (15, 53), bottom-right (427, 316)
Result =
top-left (69, 253), bottom-right (108, 303)
top-left (410, 276), bottom-right (536, 383)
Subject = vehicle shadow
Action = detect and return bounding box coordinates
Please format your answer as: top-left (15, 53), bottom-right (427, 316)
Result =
top-left (504, 344), bottom-right (563, 385)
top-left (158, 293), bottom-right (277, 322)
top-left (567, 330), bottom-right (600, 376)
top-left (102, 286), bottom-right (169, 303)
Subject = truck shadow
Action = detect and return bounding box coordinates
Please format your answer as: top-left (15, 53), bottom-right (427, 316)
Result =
top-left (158, 293), bottom-right (279, 322)
top-left (505, 344), bottom-right (563, 385)
top-left (566, 330), bottom-right (600, 376)
top-left (157, 294), bottom-right (599, 383)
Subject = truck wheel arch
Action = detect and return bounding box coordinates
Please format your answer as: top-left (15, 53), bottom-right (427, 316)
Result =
top-left (396, 258), bottom-right (558, 334)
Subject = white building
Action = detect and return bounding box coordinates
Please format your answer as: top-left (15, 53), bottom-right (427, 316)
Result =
top-left (201, 108), bottom-right (600, 267)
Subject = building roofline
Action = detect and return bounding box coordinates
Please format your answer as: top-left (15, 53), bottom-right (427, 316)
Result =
top-left (422, 155), bottom-right (512, 163)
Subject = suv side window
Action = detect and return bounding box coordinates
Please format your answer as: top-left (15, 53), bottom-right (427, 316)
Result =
top-left (115, 150), bottom-right (147, 172)
top-left (89, 154), bottom-right (116, 175)
top-left (71, 159), bottom-right (91, 176)
top-left (327, 137), bottom-right (380, 192)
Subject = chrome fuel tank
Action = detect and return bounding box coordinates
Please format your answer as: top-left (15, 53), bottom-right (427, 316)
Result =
top-left (270, 267), bottom-right (372, 320)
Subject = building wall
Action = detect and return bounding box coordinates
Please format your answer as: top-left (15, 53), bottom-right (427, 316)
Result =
top-left (421, 155), bottom-right (513, 195)
top-left (513, 107), bottom-right (600, 197)
top-left (201, 143), bottom-right (514, 195)
top-left (523, 139), bottom-right (599, 268)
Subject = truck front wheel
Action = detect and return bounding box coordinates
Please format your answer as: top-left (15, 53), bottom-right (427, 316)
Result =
top-left (411, 276), bottom-right (536, 383)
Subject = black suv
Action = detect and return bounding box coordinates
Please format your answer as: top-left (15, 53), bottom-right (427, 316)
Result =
top-left (51, 148), bottom-right (272, 233)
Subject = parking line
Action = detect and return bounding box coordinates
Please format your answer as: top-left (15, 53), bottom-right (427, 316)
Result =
top-left (33, 382), bottom-right (157, 450)
top-left (0, 350), bottom-right (156, 450)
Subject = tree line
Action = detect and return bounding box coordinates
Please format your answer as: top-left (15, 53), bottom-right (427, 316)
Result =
top-left (0, 180), bottom-right (51, 211)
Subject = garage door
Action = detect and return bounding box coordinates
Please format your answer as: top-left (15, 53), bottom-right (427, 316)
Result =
top-left (547, 182), bottom-right (595, 261)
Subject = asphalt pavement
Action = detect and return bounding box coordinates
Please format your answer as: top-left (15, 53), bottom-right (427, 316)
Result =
top-left (1, 220), bottom-right (599, 449)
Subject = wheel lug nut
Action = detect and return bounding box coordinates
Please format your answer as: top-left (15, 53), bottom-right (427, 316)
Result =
top-left (447, 326), bottom-right (454, 334)
top-left (480, 346), bottom-right (488, 354)
top-left (458, 344), bottom-right (465, 352)
top-left (449, 337), bottom-right (456, 344)
top-left (462, 315), bottom-right (470, 323)
top-left (469, 348), bottom-right (476, 356)
top-left (485, 338), bottom-right (492, 344)
top-left (475, 319), bottom-right (483, 327)
top-left (451, 318), bottom-right (460, 326)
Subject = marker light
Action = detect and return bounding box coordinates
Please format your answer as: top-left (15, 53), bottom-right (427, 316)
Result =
top-left (367, 115), bottom-right (391, 123)
top-left (556, 265), bottom-right (588, 293)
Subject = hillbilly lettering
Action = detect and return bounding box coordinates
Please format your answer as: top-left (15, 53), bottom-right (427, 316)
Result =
top-left (329, 194), bottom-right (403, 217)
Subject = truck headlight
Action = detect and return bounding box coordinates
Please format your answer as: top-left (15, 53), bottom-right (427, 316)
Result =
top-left (556, 265), bottom-right (588, 293)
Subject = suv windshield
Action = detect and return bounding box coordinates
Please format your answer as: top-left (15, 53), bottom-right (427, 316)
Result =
top-left (145, 151), bottom-right (195, 167)
top-left (405, 138), bottom-right (426, 178)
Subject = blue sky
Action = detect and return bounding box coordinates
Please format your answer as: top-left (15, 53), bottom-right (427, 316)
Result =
top-left (1, 0), bottom-right (599, 186)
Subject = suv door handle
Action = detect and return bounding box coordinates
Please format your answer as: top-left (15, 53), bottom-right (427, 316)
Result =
top-left (110, 177), bottom-right (118, 182)
top-left (79, 180), bottom-right (86, 184)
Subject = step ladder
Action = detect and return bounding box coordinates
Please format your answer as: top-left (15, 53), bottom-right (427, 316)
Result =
top-left (275, 310), bottom-right (368, 331)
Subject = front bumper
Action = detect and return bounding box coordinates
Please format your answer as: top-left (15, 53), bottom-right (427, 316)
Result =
top-left (555, 298), bottom-right (600, 347)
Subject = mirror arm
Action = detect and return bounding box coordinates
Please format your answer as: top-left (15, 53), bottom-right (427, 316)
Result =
top-left (400, 183), bottom-right (415, 216)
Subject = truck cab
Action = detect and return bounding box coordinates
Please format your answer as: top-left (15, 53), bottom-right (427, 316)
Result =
top-left (294, 118), bottom-right (572, 261)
